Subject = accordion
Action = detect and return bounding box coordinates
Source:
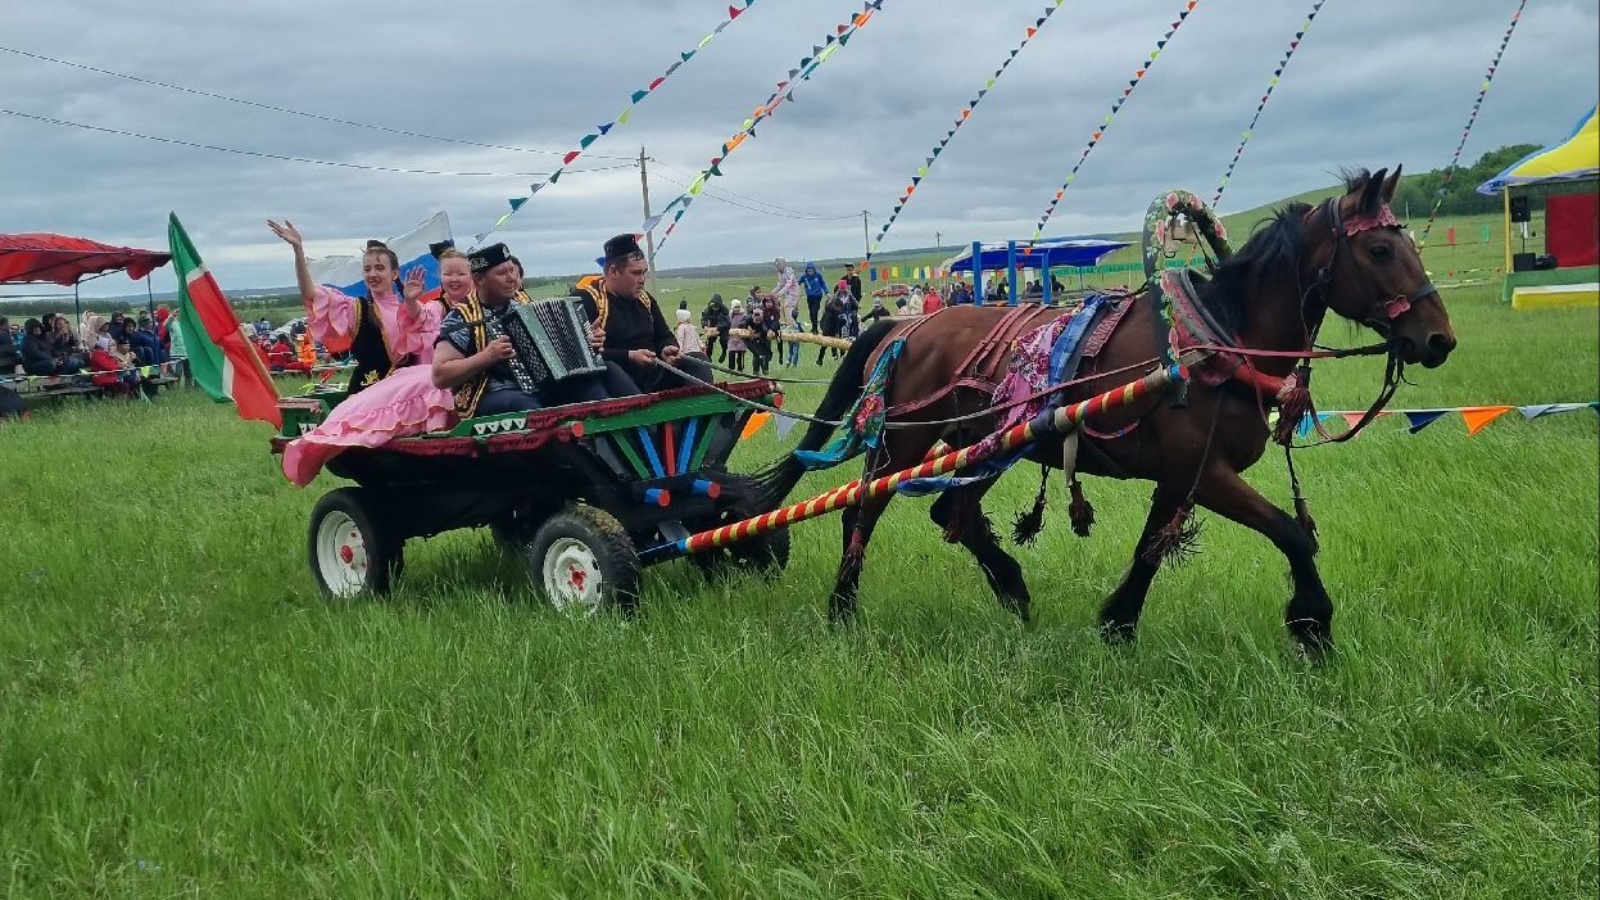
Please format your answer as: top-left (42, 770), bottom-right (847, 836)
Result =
top-left (498, 298), bottom-right (607, 392)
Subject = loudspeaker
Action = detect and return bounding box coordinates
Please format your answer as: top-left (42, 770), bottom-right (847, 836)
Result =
top-left (1512, 252), bottom-right (1537, 272)
top-left (1509, 195), bottom-right (1531, 223)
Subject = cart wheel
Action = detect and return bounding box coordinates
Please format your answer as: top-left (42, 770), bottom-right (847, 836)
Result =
top-left (307, 487), bottom-right (404, 599)
top-left (525, 504), bottom-right (641, 614)
top-left (691, 476), bottom-right (791, 579)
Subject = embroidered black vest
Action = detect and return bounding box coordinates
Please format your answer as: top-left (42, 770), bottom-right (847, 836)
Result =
top-left (449, 292), bottom-right (531, 419)
top-left (345, 294), bottom-right (409, 395)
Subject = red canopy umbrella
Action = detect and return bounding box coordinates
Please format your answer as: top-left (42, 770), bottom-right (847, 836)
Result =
top-left (0, 232), bottom-right (172, 321)
top-left (0, 233), bottom-right (171, 286)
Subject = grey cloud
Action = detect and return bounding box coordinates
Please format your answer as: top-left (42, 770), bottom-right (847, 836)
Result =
top-left (1, 0), bottom-right (1594, 297)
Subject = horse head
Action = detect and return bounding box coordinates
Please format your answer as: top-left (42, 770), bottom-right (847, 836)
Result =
top-left (1309, 167), bottom-right (1457, 368)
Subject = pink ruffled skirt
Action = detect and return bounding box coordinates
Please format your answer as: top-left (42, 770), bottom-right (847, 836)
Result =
top-left (281, 365), bottom-right (457, 487)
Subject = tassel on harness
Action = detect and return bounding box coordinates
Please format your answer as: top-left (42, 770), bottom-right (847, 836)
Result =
top-left (1068, 478), bottom-right (1096, 538)
top-left (1012, 466), bottom-right (1049, 546)
top-left (1273, 364), bottom-right (1315, 446)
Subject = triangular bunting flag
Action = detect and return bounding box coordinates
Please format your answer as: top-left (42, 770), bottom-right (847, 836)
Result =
top-left (1461, 406), bottom-right (1514, 436)
top-left (773, 414), bottom-right (801, 442)
top-left (740, 412), bottom-right (773, 441)
top-left (1404, 410), bottom-right (1449, 434)
top-left (1517, 404), bottom-right (1559, 420)
top-left (631, 90), bottom-right (649, 104)
top-left (508, 197), bottom-right (526, 212)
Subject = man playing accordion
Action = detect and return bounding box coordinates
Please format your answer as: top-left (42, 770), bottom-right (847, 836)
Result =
top-left (431, 243), bottom-right (635, 417)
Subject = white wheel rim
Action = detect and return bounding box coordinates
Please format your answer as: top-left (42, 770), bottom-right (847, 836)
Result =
top-left (542, 537), bottom-right (604, 613)
top-left (315, 510), bottom-right (369, 598)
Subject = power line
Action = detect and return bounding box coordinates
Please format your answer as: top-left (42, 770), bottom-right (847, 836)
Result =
top-left (0, 107), bottom-right (634, 177)
top-left (650, 170), bottom-right (859, 222)
top-left (0, 44), bottom-right (636, 162)
top-left (650, 160), bottom-right (858, 220)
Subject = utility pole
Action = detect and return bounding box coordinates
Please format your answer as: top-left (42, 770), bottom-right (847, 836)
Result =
top-left (936, 231), bottom-right (942, 251)
top-left (639, 146), bottom-right (656, 278)
top-left (861, 210), bottom-right (871, 260)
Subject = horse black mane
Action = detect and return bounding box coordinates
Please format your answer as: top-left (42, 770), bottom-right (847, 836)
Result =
top-left (1195, 169), bottom-right (1374, 331)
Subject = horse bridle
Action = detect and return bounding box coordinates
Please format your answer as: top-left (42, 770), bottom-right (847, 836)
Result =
top-left (1305, 197), bottom-right (1438, 337)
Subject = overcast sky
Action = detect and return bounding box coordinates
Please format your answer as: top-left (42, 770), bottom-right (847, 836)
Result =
top-left (2, 0), bottom-right (1595, 297)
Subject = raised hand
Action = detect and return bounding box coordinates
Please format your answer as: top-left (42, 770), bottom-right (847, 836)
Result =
top-left (267, 219), bottom-right (304, 252)
top-left (402, 266), bottom-right (427, 302)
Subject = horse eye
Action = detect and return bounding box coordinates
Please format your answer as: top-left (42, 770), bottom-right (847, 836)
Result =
top-left (1369, 243), bottom-right (1392, 261)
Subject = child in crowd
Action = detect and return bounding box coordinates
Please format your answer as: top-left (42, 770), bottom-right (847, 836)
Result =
top-left (726, 300), bottom-right (748, 373)
top-left (746, 306), bottom-right (773, 377)
top-left (674, 309), bottom-right (706, 360)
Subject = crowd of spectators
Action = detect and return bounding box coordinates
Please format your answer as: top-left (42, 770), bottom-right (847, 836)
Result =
top-left (2, 307), bottom-right (180, 397)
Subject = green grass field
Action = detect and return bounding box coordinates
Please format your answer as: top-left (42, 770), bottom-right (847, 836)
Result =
top-left (3, 268), bottom-right (1596, 895)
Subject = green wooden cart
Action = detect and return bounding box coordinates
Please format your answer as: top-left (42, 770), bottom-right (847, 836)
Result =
top-left (271, 379), bottom-right (787, 610)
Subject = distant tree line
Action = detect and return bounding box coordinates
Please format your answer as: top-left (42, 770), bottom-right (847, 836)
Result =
top-left (1387, 144), bottom-right (1541, 219)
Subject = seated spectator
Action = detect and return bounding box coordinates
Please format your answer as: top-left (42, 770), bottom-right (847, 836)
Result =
top-left (0, 317), bottom-right (20, 373)
top-left (89, 341), bottom-right (137, 397)
top-left (20, 319), bottom-right (78, 375)
top-left (129, 317), bottom-right (163, 365)
top-left (48, 315), bottom-right (88, 371)
top-left (266, 336), bottom-right (292, 371)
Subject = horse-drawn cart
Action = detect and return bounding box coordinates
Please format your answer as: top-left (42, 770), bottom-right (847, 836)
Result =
top-left (271, 378), bottom-right (788, 609)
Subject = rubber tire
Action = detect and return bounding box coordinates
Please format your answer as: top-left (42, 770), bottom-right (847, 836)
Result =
top-left (690, 476), bottom-right (791, 580)
top-left (524, 504), bottom-right (642, 614)
top-left (307, 487), bottom-right (404, 600)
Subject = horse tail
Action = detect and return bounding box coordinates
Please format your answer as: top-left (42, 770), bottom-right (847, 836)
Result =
top-left (749, 317), bottom-right (899, 510)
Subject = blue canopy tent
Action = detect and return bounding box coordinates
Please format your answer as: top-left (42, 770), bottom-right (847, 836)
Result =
top-left (941, 238), bottom-right (1129, 304)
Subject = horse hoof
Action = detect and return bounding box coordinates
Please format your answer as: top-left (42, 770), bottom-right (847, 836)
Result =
top-left (828, 598), bottom-right (859, 626)
top-left (1000, 596), bottom-right (1032, 622)
top-left (1288, 620), bottom-right (1334, 663)
top-left (1100, 622), bottom-right (1138, 647)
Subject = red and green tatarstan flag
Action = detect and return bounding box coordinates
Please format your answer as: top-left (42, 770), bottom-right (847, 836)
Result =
top-left (168, 213), bottom-right (281, 427)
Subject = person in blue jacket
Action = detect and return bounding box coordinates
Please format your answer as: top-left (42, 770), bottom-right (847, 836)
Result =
top-left (800, 262), bottom-right (828, 334)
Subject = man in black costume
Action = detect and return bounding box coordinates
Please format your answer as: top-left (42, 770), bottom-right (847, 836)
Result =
top-left (573, 234), bottom-right (715, 393)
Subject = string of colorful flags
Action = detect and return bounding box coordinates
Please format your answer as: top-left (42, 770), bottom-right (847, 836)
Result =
top-left (1211, 0), bottom-right (1327, 209)
top-left (739, 401), bottom-right (1598, 445)
top-left (1033, 0), bottom-right (1201, 240)
top-left (1282, 401), bottom-right (1598, 441)
top-left (469, 0), bottom-right (761, 247)
top-left (649, 0), bottom-right (888, 253)
top-left (1417, 0), bottom-right (1527, 250)
top-left (866, 0), bottom-right (1067, 261)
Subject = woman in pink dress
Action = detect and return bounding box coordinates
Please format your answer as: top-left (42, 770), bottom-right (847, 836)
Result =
top-left (269, 220), bottom-right (458, 487)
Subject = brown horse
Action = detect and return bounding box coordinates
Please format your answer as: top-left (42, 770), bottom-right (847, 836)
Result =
top-left (754, 168), bottom-right (1455, 653)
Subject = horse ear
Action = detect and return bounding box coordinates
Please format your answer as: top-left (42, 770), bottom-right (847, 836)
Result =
top-left (1360, 167), bottom-right (1388, 214)
top-left (1381, 164), bottom-right (1403, 204)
